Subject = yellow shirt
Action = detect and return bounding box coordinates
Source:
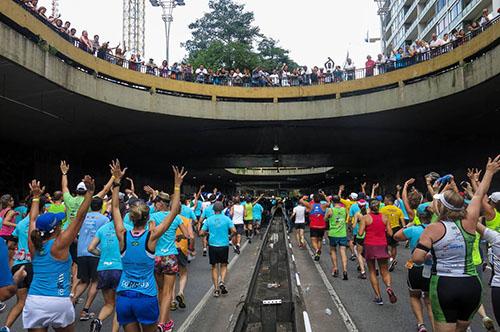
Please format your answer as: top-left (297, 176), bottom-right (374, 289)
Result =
top-left (176, 215), bottom-right (190, 255)
top-left (380, 205), bottom-right (404, 229)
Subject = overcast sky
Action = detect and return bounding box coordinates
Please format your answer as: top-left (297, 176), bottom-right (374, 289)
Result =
top-left (40, 0), bottom-right (382, 67)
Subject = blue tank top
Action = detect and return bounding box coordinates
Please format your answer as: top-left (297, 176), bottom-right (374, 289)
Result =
top-left (117, 231), bottom-right (157, 296)
top-left (29, 239), bottom-right (72, 297)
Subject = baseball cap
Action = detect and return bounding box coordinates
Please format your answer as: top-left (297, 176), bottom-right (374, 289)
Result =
top-left (376, 195), bottom-right (383, 201)
top-left (213, 201), bottom-right (224, 212)
top-left (349, 193), bottom-right (358, 200)
top-left (76, 182), bottom-right (87, 192)
top-left (358, 199), bottom-right (367, 206)
top-left (490, 192), bottom-right (500, 203)
top-left (358, 192), bottom-right (367, 200)
top-left (417, 202), bottom-right (431, 216)
top-left (36, 212), bottom-right (66, 232)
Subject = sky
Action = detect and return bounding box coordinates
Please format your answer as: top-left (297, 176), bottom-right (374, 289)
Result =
top-left (41, 0), bottom-right (382, 68)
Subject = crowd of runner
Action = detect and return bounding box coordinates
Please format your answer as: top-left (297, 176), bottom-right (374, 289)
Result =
top-left (13, 0), bottom-right (500, 87)
top-left (0, 155), bottom-right (499, 332)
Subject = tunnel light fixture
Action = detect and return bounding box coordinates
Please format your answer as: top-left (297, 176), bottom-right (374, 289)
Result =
top-left (274, 159), bottom-right (280, 163)
top-left (273, 145), bottom-right (279, 151)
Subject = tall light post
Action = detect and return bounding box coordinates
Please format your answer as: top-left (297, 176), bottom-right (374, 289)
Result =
top-left (150, 0), bottom-right (186, 65)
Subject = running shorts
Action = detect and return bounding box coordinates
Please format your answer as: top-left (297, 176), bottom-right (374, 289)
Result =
top-left (430, 275), bottom-right (482, 323)
top-left (208, 246), bottom-right (229, 265)
top-left (329, 236), bottom-right (348, 247)
top-left (97, 269), bottom-right (122, 290)
top-left (254, 218), bottom-right (262, 225)
top-left (235, 224), bottom-right (245, 235)
top-left (77, 256), bottom-right (99, 283)
top-left (244, 219), bottom-right (253, 225)
top-left (23, 295), bottom-right (74, 329)
top-left (12, 263), bottom-right (33, 289)
top-left (154, 255), bottom-right (179, 275)
top-left (491, 287), bottom-right (500, 326)
top-left (363, 245), bottom-right (390, 260)
top-left (407, 265), bottom-right (430, 292)
top-left (116, 291), bottom-right (159, 326)
top-left (354, 237), bottom-right (365, 246)
top-left (294, 223), bottom-right (305, 230)
top-left (309, 228), bottom-right (325, 239)
top-left (387, 226), bottom-right (401, 246)
top-left (176, 251), bottom-right (189, 268)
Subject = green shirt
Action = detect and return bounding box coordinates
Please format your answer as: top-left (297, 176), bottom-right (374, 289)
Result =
top-left (328, 206), bottom-right (347, 238)
top-left (63, 192), bottom-right (84, 229)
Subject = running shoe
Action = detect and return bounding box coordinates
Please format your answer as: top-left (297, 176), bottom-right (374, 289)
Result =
top-left (89, 318), bottom-right (102, 332)
top-left (0, 326), bottom-right (10, 332)
top-left (482, 316), bottom-right (495, 331)
top-left (213, 289), bottom-right (220, 297)
top-left (0, 302), bottom-right (5, 313)
top-left (170, 301), bottom-right (177, 311)
top-left (158, 320), bottom-right (175, 332)
top-left (349, 255), bottom-right (356, 261)
top-left (176, 294), bottom-right (186, 309)
top-left (358, 272), bottom-right (367, 279)
top-left (248, 237), bottom-right (252, 244)
top-left (203, 248), bottom-right (207, 257)
top-left (80, 310), bottom-right (95, 321)
top-left (332, 270), bottom-right (339, 278)
top-left (343, 272), bottom-right (348, 281)
top-left (386, 287), bottom-right (398, 304)
top-left (373, 297), bottom-right (383, 305)
top-left (234, 245), bottom-right (241, 255)
top-left (417, 324), bottom-right (427, 332)
top-left (314, 252), bottom-right (320, 261)
top-left (219, 282), bottom-right (228, 295)
top-left (322, 238), bottom-right (326, 245)
top-left (389, 259), bottom-right (398, 272)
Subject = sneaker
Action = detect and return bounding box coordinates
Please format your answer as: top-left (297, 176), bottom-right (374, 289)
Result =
top-left (170, 301), bottom-right (177, 311)
top-left (248, 237), bottom-right (252, 244)
top-left (219, 282), bottom-right (228, 295)
top-left (0, 302), bottom-right (5, 313)
top-left (482, 316), bottom-right (495, 331)
top-left (159, 320), bottom-right (174, 332)
top-left (417, 323), bottom-right (428, 332)
top-left (234, 245), bottom-right (241, 255)
top-left (176, 294), bottom-right (186, 309)
top-left (322, 238), bottom-right (326, 245)
top-left (373, 297), bottom-right (383, 305)
top-left (389, 259), bottom-right (398, 272)
top-left (332, 270), bottom-right (339, 278)
top-left (213, 289), bottom-right (220, 298)
top-left (187, 253), bottom-right (195, 262)
top-left (349, 255), bottom-right (356, 261)
top-left (203, 248), bottom-right (207, 257)
top-left (80, 310), bottom-right (95, 321)
top-left (386, 287), bottom-right (397, 304)
top-left (314, 253), bottom-right (320, 261)
top-left (0, 326), bottom-right (11, 332)
top-left (358, 272), bottom-right (367, 279)
top-left (89, 318), bottom-right (102, 332)
top-left (343, 272), bottom-right (348, 281)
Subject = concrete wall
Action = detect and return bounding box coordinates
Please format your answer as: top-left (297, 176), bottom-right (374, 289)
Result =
top-left (0, 0), bottom-right (499, 121)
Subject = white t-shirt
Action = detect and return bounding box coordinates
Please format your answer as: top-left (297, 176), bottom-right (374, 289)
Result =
top-left (429, 39), bottom-right (444, 48)
top-left (293, 206), bottom-right (306, 224)
top-left (232, 204), bottom-right (244, 225)
top-left (195, 68), bottom-right (208, 75)
top-left (484, 228), bottom-right (500, 287)
top-left (201, 201), bottom-right (211, 212)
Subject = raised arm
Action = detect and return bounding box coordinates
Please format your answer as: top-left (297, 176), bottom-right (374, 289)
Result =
top-left (150, 166), bottom-right (188, 241)
top-left (360, 182), bottom-right (367, 195)
top-left (60, 160), bottom-right (70, 193)
top-left (252, 193), bottom-right (264, 206)
top-left (371, 183), bottom-right (379, 199)
top-left (464, 155), bottom-right (500, 228)
top-left (95, 175), bottom-right (114, 199)
top-left (425, 175), bottom-right (435, 197)
top-left (338, 185), bottom-right (345, 197)
top-left (53, 176), bottom-right (95, 254)
top-left (395, 184), bottom-right (402, 200)
top-left (402, 178), bottom-right (416, 222)
top-left (110, 160), bottom-right (128, 247)
top-left (192, 185), bottom-right (204, 209)
top-left (27, 180), bottom-right (43, 257)
top-left (125, 177), bottom-right (137, 198)
top-left (299, 196), bottom-right (312, 210)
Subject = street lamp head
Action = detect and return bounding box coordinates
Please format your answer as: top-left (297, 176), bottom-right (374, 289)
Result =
top-left (149, 0), bottom-right (160, 6)
top-left (175, 0), bottom-right (185, 6)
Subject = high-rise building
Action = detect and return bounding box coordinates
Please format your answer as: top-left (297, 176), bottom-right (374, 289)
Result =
top-left (379, 0), bottom-right (497, 55)
top-left (123, 0), bottom-right (146, 57)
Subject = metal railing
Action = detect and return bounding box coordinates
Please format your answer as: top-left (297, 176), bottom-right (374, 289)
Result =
top-left (8, 0), bottom-right (500, 90)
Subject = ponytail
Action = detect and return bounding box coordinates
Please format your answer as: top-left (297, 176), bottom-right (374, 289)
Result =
top-left (360, 205), bottom-right (367, 216)
top-left (30, 229), bottom-right (52, 252)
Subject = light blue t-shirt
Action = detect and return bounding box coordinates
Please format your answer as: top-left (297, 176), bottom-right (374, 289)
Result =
top-left (14, 206), bottom-right (28, 224)
top-left (194, 201), bottom-right (202, 217)
top-left (181, 205), bottom-right (197, 221)
top-left (396, 199), bottom-right (410, 220)
top-left (95, 222), bottom-right (126, 271)
top-left (12, 216), bottom-right (30, 266)
top-left (202, 214), bottom-right (234, 247)
top-left (77, 212), bottom-right (108, 257)
top-left (349, 203), bottom-right (361, 218)
top-left (402, 224), bottom-right (427, 253)
top-left (150, 211), bottom-right (183, 256)
top-left (201, 205), bottom-right (215, 220)
top-left (0, 238), bottom-right (13, 288)
top-left (253, 203), bottom-right (264, 220)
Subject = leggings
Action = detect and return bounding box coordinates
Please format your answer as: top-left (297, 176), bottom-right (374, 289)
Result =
top-left (492, 287), bottom-right (500, 326)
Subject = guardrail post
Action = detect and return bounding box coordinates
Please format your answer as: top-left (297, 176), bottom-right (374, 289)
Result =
top-left (398, 80), bottom-right (405, 88)
top-left (211, 95), bottom-right (217, 103)
top-left (336, 93), bottom-right (341, 100)
top-left (273, 97), bottom-right (278, 103)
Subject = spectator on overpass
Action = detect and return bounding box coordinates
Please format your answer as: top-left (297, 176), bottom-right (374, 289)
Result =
top-left (365, 55), bottom-right (375, 77)
top-left (344, 58), bottom-right (355, 80)
top-left (79, 30), bottom-right (93, 53)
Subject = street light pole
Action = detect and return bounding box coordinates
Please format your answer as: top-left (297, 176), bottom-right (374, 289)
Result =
top-left (160, 1), bottom-right (175, 65)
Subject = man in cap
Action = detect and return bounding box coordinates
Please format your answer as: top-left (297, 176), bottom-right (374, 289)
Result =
top-left (484, 192), bottom-right (500, 232)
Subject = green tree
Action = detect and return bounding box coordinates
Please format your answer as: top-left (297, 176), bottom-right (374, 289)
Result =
top-left (183, 0), bottom-right (297, 71)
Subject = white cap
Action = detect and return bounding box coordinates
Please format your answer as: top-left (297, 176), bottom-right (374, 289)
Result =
top-left (490, 192), bottom-right (500, 203)
top-left (76, 182), bottom-right (87, 191)
top-left (349, 192), bottom-right (358, 200)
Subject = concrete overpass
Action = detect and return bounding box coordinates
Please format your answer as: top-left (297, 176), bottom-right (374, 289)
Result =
top-left (0, 0), bottom-right (499, 194)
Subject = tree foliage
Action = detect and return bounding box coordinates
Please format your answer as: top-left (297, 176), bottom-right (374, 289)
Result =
top-left (182, 0), bottom-right (297, 70)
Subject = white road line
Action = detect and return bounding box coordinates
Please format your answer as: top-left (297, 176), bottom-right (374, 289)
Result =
top-left (291, 254), bottom-right (295, 262)
top-left (303, 311), bottom-right (313, 332)
top-left (305, 241), bottom-right (359, 332)
top-left (295, 272), bottom-right (301, 287)
top-left (177, 241), bottom-right (249, 332)
top-left (289, 243), bottom-right (292, 249)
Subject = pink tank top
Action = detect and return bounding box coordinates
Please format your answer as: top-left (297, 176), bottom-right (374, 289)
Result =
top-left (0, 208), bottom-right (17, 237)
top-left (364, 213), bottom-right (387, 246)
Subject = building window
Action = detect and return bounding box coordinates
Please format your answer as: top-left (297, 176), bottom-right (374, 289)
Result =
top-left (449, 0), bottom-right (462, 23)
top-left (436, 0), bottom-right (447, 13)
top-left (437, 15), bottom-right (449, 34)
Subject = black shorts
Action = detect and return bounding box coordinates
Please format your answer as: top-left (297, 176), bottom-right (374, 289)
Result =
top-left (387, 226), bottom-right (401, 246)
top-left (294, 223), bottom-right (305, 229)
top-left (354, 237), bottom-right (365, 246)
top-left (244, 219), bottom-right (253, 225)
top-left (70, 242), bottom-right (78, 264)
top-left (430, 275), bottom-right (482, 323)
top-left (77, 256), bottom-right (100, 283)
top-left (97, 269), bottom-right (122, 290)
top-left (310, 228), bottom-right (325, 239)
top-left (208, 246), bottom-right (229, 265)
top-left (176, 251), bottom-right (189, 268)
top-left (235, 224), bottom-right (245, 235)
top-left (491, 287), bottom-right (500, 326)
top-left (407, 265), bottom-right (430, 292)
top-left (12, 263), bottom-right (33, 289)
